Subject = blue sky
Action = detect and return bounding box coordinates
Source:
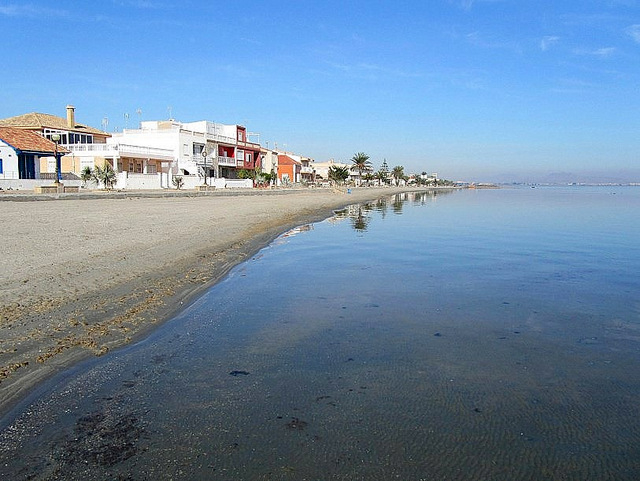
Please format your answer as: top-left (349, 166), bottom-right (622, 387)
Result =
top-left (2, 0), bottom-right (640, 182)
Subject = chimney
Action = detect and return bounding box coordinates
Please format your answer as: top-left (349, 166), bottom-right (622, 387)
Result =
top-left (66, 105), bottom-right (75, 128)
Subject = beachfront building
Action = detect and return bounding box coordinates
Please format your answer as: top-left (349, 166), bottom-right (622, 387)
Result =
top-left (0, 105), bottom-right (175, 189)
top-left (260, 147), bottom-right (279, 180)
top-left (112, 119), bottom-right (260, 189)
top-left (274, 152), bottom-right (315, 185)
top-left (0, 106), bottom-right (110, 185)
top-left (299, 156), bottom-right (315, 183)
top-left (63, 138), bottom-right (176, 189)
top-left (0, 127), bottom-right (70, 189)
top-left (276, 153), bottom-right (302, 185)
top-left (312, 159), bottom-right (351, 184)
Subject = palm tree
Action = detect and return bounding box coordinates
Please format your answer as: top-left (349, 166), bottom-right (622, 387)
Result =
top-left (350, 152), bottom-right (372, 185)
top-left (328, 165), bottom-right (350, 185)
top-left (80, 166), bottom-right (94, 187)
top-left (363, 172), bottom-right (375, 186)
top-left (93, 162), bottom-right (117, 190)
top-left (374, 169), bottom-right (388, 186)
top-left (392, 165), bottom-right (405, 186)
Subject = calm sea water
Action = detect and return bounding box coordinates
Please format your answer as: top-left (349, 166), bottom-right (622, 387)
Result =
top-left (2, 186), bottom-right (640, 480)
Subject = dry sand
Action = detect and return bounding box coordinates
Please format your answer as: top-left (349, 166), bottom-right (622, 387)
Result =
top-left (0, 186), bottom-right (427, 416)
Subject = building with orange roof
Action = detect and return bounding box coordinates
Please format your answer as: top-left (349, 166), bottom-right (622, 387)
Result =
top-left (0, 127), bottom-right (69, 181)
top-left (277, 153), bottom-right (302, 184)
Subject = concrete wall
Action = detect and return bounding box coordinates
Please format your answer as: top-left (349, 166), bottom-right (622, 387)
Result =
top-left (171, 175), bottom-right (252, 190)
top-left (115, 172), bottom-right (166, 190)
top-left (0, 179), bottom-right (84, 191)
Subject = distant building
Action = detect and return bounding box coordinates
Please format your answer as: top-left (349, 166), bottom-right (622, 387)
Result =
top-left (260, 148), bottom-right (279, 178)
top-left (312, 159), bottom-right (350, 183)
top-left (277, 153), bottom-right (302, 184)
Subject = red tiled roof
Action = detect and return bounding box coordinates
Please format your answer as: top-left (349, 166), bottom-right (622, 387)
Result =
top-left (0, 112), bottom-right (108, 137)
top-left (278, 154), bottom-right (301, 165)
top-left (0, 127), bottom-right (69, 154)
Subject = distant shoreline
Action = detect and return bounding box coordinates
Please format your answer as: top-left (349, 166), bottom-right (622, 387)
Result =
top-left (0, 186), bottom-right (455, 418)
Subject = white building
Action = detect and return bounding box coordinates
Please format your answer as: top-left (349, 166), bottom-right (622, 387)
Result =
top-left (111, 119), bottom-right (261, 189)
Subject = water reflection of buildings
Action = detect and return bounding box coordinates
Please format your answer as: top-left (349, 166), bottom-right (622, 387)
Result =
top-left (327, 189), bottom-right (457, 232)
top-left (281, 224), bottom-right (314, 238)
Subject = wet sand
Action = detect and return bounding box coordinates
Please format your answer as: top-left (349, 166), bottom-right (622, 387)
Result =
top-left (0, 186), bottom-right (428, 417)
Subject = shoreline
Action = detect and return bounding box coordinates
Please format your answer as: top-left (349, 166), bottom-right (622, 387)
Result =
top-left (0, 186), bottom-right (448, 417)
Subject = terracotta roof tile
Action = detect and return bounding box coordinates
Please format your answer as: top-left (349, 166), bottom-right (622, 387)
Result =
top-left (0, 127), bottom-right (69, 154)
top-left (0, 112), bottom-right (109, 137)
top-left (277, 154), bottom-right (302, 165)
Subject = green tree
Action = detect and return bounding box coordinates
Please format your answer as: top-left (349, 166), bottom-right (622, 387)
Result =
top-left (350, 152), bottom-right (372, 185)
top-left (93, 162), bottom-right (117, 190)
top-left (375, 159), bottom-right (390, 185)
top-left (328, 165), bottom-right (350, 185)
top-left (237, 168), bottom-right (255, 180)
top-left (392, 165), bottom-right (405, 186)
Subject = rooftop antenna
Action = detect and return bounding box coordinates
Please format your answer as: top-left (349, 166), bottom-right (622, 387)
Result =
top-left (124, 112), bottom-right (130, 129)
top-left (101, 116), bottom-right (109, 132)
top-left (167, 105), bottom-right (173, 120)
top-left (136, 108), bottom-right (142, 127)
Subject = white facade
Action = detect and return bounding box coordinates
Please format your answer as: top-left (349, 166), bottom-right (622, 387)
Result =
top-left (115, 120), bottom-right (249, 184)
top-left (0, 140), bottom-right (20, 180)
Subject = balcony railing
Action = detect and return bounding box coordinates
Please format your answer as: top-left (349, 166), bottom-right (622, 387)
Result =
top-left (0, 171), bottom-right (19, 180)
top-left (301, 166), bottom-right (314, 174)
top-left (218, 156), bottom-right (236, 167)
top-left (64, 143), bottom-right (174, 160)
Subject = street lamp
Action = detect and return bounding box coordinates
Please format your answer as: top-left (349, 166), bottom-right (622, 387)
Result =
top-left (51, 133), bottom-right (61, 185)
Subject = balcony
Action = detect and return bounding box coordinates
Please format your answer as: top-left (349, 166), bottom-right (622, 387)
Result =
top-left (218, 156), bottom-right (236, 167)
top-left (301, 166), bottom-right (314, 174)
top-left (64, 143), bottom-right (174, 161)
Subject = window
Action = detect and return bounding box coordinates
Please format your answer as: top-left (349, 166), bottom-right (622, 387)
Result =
top-left (236, 149), bottom-right (244, 162)
top-left (246, 153), bottom-right (252, 164)
top-left (0, 158), bottom-right (3, 174)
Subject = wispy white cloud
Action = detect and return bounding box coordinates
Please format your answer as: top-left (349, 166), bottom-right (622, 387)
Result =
top-left (588, 47), bottom-right (616, 57)
top-left (625, 24), bottom-right (640, 43)
top-left (111, 0), bottom-right (169, 8)
top-left (0, 4), bottom-right (68, 18)
top-left (449, 0), bottom-right (506, 11)
top-left (540, 36), bottom-right (560, 51)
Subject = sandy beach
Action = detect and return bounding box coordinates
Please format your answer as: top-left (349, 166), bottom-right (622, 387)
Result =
top-left (0, 186), bottom-right (428, 416)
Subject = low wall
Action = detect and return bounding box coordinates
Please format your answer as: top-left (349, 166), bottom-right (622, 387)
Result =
top-left (175, 176), bottom-right (252, 190)
top-left (116, 172), bottom-right (165, 190)
top-left (0, 179), bottom-right (83, 191)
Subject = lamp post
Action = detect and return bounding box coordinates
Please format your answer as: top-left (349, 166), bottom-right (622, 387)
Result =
top-left (51, 133), bottom-right (61, 185)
